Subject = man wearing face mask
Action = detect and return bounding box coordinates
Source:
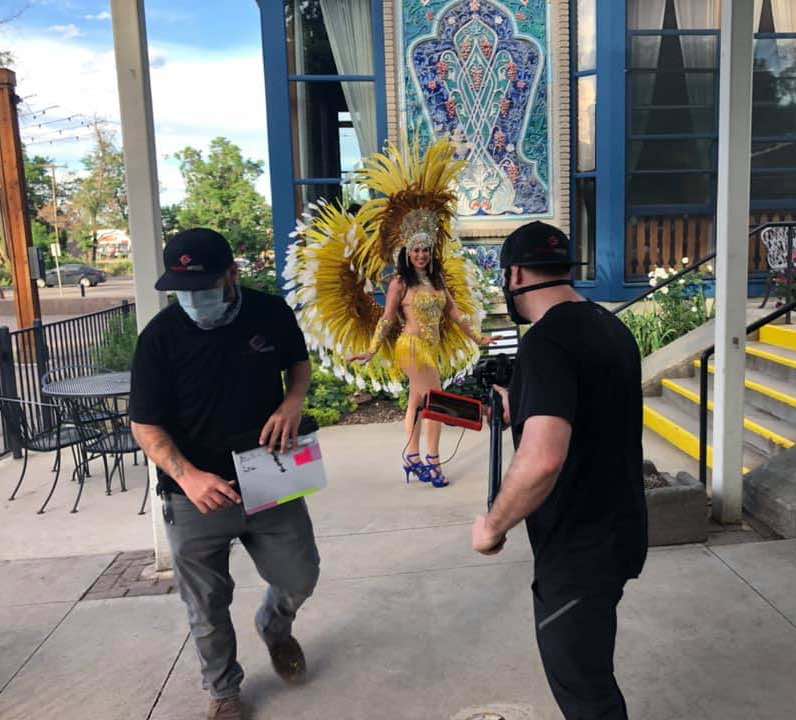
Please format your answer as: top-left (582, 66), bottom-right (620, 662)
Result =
top-left (470, 222), bottom-right (647, 720)
top-left (129, 228), bottom-right (319, 720)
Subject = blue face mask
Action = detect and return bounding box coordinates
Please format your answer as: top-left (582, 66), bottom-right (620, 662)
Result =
top-left (176, 287), bottom-right (229, 328)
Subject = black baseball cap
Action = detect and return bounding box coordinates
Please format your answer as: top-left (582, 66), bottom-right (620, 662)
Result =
top-left (155, 228), bottom-right (234, 291)
top-left (500, 221), bottom-right (585, 269)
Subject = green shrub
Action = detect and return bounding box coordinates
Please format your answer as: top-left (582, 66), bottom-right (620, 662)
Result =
top-left (104, 259), bottom-right (134, 276)
top-left (96, 314), bottom-right (138, 371)
top-left (303, 358), bottom-right (357, 427)
top-left (621, 262), bottom-right (714, 358)
top-left (240, 260), bottom-right (279, 294)
top-left (0, 265), bottom-right (11, 287)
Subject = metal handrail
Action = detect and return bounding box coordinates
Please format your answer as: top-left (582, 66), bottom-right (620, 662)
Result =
top-left (612, 253), bottom-right (716, 316)
top-left (698, 298), bottom-right (796, 486)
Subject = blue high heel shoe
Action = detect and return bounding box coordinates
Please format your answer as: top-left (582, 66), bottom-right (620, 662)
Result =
top-left (425, 454), bottom-right (449, 488)
top-left (403, 453), bottom-right (430, 483)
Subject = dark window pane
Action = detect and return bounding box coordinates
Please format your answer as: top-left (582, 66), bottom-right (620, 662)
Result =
top-left (631, 71), bottom-right (716, 110)
top-left (290, 81), bottom-right (376, 180)
top-left (754, 39), bottom-right (796, 77)
top-left (577, 76), bottom-right (597, 172)
top-left (284, 0), bottom-right (373, 75)
top-left (576, 0), bottom-right (597, 71)
top-left (632, 107), bottom-right (716, 135)
top-left (630, 139), bottom-right (714, 172)
top-left (630, 36), bottom-right (717, 69)
top-left (574, 178), bottom-right (596, 281)
top-left (295, 183), bottom-right (342, 215)
top-left (751, 173), bottom-right (796, 203)
top-left (751, 141), bottom-right (796, 170)
top-left (752, 97), bottom-right (796, 137)
top-left (629, 172), bottom-right (714, 206)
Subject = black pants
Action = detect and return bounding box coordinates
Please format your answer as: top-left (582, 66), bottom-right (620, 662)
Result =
top-left (533, 580), bottom-right (628, 720)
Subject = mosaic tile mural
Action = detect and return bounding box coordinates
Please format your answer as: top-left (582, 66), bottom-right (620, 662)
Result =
top-left (402, 0), bottom-right (552, 219)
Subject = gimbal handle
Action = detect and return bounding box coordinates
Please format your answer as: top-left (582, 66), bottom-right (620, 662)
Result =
top-left (487, 388), bottom-right (503, 510)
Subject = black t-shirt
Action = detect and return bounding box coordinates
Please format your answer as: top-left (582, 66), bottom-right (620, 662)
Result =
top-left (129, 287), bottom-right (309, 495)
top-left (509, 301), bottom-right (648, 590)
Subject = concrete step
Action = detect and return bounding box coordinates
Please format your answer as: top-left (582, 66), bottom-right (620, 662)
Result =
top-left (694, 359), bottom-right (796, 423)
top-left (744, 341), bottom-right (796, 383)
top-left (759, 324), bottom-right (796, 353)
top-left (643, 396), bottom-right (768, 476)
top-left (661, 376), bottom-right (794, 459)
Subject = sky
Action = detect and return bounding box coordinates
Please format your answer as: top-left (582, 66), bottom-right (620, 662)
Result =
top-left (0, 0), bottom-right (271, 205)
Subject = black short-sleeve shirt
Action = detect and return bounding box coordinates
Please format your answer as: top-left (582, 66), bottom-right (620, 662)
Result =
top-left (129, 287), bottom-right (309, 495)
top-left (509, 301), bottom-right (648, 590)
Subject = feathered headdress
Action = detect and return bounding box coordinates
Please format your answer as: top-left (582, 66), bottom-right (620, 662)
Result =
top-left (353, 139), bottom-right (466, 282)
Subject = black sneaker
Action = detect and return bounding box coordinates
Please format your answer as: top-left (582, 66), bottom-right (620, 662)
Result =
top-left (256, 622), bottom-right (307, 685)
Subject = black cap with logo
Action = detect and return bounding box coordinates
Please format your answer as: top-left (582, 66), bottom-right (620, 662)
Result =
top-left (499, 221), bottom-right (585, 269)
top-left (155, 228), bottom-right (234, 291)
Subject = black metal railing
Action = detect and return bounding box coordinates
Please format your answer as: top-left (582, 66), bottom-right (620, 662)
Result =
top-left (612, 253), bottom-right (717, 316)
top-left (697, 299), bottom-right (796, 486)
top-left (0, 301), bottom-right (135, 458)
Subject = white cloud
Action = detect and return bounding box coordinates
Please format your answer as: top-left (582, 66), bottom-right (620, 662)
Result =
top-left (3, 29), bottom-right (271, 205)
top-left (84, 11), bottom-right (112, 21)
top-left (48, 24), bottom-right (83, 39)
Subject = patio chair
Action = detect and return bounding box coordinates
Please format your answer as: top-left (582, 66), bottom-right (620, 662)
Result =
top-left (65, 396), bottom-right (145, 514)
top-left (41, 365), bottom-right (140, 470)
top-left (1, 396), bottom-right (90, 514)
top-left (760, 226), bottom-right (796, 309)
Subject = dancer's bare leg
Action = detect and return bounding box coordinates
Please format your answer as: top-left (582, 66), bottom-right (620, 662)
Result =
top-left (404, 381), bottom-right (423, 456)
top-left (404, 363), bottom-right (443, 457)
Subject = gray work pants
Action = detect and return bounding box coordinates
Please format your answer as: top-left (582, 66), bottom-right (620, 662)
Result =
top-left (163, 493), bottom-right (320, 699)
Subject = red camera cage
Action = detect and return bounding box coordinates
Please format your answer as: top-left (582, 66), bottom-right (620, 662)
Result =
top-left (420, 389), bottom-right (483, 432)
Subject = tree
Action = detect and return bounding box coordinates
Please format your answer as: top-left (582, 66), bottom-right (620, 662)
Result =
top-left (175, 137), bottom-right (272, 258)
top-left (71, 123), bottom-right (128, 262)
top-left (161, 203), bottom-right (183, 241)
top-left (23, 152), bottom-right (53, 220)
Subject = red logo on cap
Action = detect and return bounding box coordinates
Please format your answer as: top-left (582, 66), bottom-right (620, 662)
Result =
top-left (546, 236), bottom-right (559, 248)
top-left (179, 254), bottom-right (192, 266)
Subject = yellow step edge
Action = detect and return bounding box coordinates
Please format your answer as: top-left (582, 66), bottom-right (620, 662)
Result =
top-left (662, 378), bottom-right (794, 450)
top-left (643, 405), bottom-right (751, 475)
top-left (746, 345), bottom-right (796, 370)
top-left (760, 325), bottom-right (796, 353)
top-left (692, 360), bottom-right (796, 409)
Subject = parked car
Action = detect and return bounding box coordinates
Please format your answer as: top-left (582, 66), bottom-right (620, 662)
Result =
top-left (37, 264), bottom-right (108, 288)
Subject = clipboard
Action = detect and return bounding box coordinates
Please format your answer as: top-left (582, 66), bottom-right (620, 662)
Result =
top-left (230, 417), bottom-right (327, 515)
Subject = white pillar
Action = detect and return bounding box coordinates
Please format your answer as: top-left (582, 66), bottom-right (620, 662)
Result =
top-left (712, 0), bottom-right (755, 524)
top-left (110, 0), bottom-right (171, 570)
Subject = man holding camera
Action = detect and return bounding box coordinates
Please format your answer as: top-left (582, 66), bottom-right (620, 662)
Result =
top-left (472, 221), bottom-right (647, 720)
top-left (130, 228), bottom-right (320, 720)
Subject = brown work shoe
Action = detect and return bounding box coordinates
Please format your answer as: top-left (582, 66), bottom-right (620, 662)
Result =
top-left (266, 635), bottom-right (307, 685)
top-left (207, 695), bottom-right (242, 720)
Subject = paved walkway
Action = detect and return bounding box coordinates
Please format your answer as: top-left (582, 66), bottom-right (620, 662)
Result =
top-left (1, 422), bottom-right (795, 719)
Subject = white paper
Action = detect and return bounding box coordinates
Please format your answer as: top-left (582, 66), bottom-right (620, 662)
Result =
top-left (231, 433), bottom-right (327, 515)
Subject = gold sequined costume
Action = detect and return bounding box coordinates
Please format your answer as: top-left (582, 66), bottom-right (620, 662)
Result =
top-left (283, 139), bottom-right (485, 393)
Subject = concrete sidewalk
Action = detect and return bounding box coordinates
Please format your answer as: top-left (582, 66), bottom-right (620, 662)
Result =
top-left (2, 422), bottom-right (796, 719)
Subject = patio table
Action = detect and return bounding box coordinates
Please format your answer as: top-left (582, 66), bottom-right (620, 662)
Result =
top-left (41, 371), bottom-right (131, 399)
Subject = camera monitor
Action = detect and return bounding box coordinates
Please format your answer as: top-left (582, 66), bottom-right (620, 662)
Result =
top-left (421, 389), bottom-right (483, 432)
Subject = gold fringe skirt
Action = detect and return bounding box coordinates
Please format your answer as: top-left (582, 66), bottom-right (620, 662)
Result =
top-left (394, 333), bottom-right (439, 374)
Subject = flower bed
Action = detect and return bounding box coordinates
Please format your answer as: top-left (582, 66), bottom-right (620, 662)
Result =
top-left (621, 259), bottom-right (714, 358)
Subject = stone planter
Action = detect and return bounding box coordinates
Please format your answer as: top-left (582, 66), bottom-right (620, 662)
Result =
top-left (646, 471), bottom-right (708, 546)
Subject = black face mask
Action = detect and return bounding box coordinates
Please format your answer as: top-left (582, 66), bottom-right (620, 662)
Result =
top-left (502, 271), bottom-right (573, 325)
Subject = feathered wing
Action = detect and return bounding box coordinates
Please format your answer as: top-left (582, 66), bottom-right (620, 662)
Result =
top-left (438, 240), bottom-right (485, 383)
top-left (282, 201), bottom-right (405, 394)
top-left (283, 138), bottom-right (485, 393)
